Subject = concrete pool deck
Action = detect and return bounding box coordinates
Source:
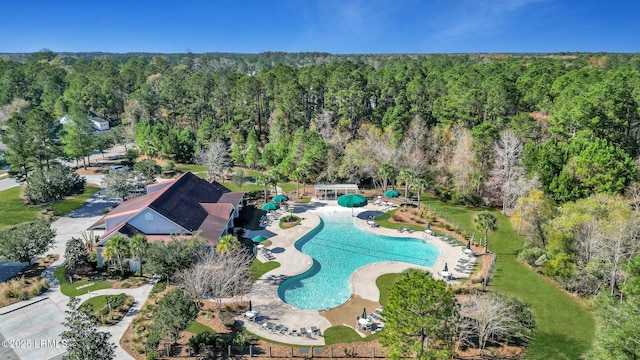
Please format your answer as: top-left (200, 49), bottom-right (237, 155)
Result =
top-left (240, 200), bottom-right (478, 345)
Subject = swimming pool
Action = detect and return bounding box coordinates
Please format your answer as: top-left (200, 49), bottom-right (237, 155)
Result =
top-left (278, 208), bottom-right (439, 310)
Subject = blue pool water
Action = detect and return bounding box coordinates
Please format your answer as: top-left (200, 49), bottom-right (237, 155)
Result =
top-left (278, 209), bottom-right (439, 310)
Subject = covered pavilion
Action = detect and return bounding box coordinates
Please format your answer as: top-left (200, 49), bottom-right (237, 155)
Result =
top-left (313, 184), bottom-right (359, 200)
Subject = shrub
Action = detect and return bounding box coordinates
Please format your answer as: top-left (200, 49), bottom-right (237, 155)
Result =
top-left (145, 331), bottom-right (161, 350)
top-left (518, 247), bottom-right (545, 266)
top-left (4, 285), bottom-right (16, 298)
top-left (188, 331), bottom-right (218, 354)
top-left (145, 350), bottom-right (159, 360)
top-left (150, 282), bottom-right (166, 295)
top-left (219, 311), bottom-right (236, 330)
top-left (15, 290), bottom-right (28, 300)
top-left (232, 333), bottom-right (249, 347)
top-left (23, 164), bottom-right (86, 204)
top-left (534, 254), bottom-right (548, 267)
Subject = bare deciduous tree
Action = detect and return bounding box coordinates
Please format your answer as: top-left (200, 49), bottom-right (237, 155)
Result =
top-left (176, 247), bottom-right (253, 308)
top-left (487, 130), bottom-right (525, 213)
top-left (195, 140), bottom-right (232, 182)
top-left (448, 127), bottom-right (476, 194)
top-left (459, 292), bottom-right (520, 355)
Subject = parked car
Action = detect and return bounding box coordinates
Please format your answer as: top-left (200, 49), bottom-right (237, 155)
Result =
top-left (109, 165), bottom-right (130, 172)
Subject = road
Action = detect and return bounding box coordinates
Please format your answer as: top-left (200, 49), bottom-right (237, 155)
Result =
top-left (0, 143), bottom-right (134, 191)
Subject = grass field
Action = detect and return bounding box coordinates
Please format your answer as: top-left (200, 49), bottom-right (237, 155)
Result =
top-left (222, 182), bottom-right (263, 192)
top-left (323, 326), bottom-right (380, 345)
top-left (0, 184), bottom-right (101, 229)
top-left (0, 187), bottom-right (42, 229)
top-left (186, 320), bottom-right (216, 334)
top-left (421, 195), bottom-right (595, 359)
top-left (250, 260), bottom-right (280, 280)
top-left (175, 163), bottom-right (208, 174)
top-left (376, 273), bottom-right (402, 306)
top-left (47, 185), bottom-right (100, 216)
top-left (54, 267), bottom-right (112, 297)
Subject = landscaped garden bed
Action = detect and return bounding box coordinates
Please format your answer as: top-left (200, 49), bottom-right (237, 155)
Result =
top-left (0, 254), bottom-right (57, 307)
top-left (80, 293), bottom-right (134, 325)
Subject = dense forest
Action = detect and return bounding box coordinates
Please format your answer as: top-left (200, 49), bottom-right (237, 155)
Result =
top-left (2, 51), bottom-right (640, 355)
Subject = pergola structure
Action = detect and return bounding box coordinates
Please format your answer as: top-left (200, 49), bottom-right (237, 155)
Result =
top-left (313, 184), bottom-right (359, 200)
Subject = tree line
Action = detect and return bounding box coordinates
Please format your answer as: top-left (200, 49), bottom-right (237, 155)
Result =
top-left (3, 51), bottom-right (640, 357)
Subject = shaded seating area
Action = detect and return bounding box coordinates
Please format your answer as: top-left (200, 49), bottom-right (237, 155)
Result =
top-left (355, 307), bottom-right (385, 333)
top-left (245, 314), bottom-right (323, 339)
top-left (313, 183), bottom-right (359, 200)
top-left (454, 257), bottom-right (476, 274)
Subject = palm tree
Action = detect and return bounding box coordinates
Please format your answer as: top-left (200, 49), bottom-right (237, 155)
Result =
top-left (256, 172), bottom-right (277, 202)
top-left (129, 234), bottom-right (149, 276)
top-left (398, 169), bottom-right (415, 204)
top-left (412, 178), bottom-right (429, 210)
top-left (216, 234), bottom-right (240, 253)
top-left (103, 235), bottom-right (131, 276)
top-left (378, 163), bottom-right (397, 193)
top-left (474, 211), bottom-right (497, 254)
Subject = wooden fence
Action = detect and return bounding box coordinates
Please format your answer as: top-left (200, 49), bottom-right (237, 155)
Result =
top-left (481, 253), bottom-right (497, 291)
top-left (155, 344), bottom-right (387, 359)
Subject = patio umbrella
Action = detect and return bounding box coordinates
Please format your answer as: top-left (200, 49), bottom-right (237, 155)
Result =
top-left (252, 235), bottom-right (268, 243)
top-left (337, 194), bottom-right (368, 216)
top-left (249, 300), bottom-right (252, 312)
top-left (384, 189), bottom-right (400, 198)
top-left (272, 194), bottom-right (289, 203)
top-left (444, 263), bottom-right (449, 272)
top-left (467, 240), bottom-right (471, 250)
top-left (262, 202), bottom-right (277, 211)
top-left (361, 307), bottom-right (367, 319)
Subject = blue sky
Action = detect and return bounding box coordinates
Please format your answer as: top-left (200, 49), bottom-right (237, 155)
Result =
top-left (2, 0), bottom-right (638, 54)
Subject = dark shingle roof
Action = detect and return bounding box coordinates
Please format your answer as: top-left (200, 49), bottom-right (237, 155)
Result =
top-left (92, 172), bottom-right (243, 245)
top-left (148, 173), bottom-right (231, 232)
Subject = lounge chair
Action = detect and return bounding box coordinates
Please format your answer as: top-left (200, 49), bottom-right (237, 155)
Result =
top-left (263, 321), bottom-right (276, 331)
top-left (272, 324), bottom-right (284, 333)
top-left (407, 226), bottom-right (414, 233)
top-left (280, 326), bottom-right (289, 335)
top-left (310, 326), bottom-right (322, 336)
top-left (398, 226), bottom-right (405, 233)
top-left (255, 316), bottom-right (267, 326)
top-left (300, 327), bottom-right (308, 337)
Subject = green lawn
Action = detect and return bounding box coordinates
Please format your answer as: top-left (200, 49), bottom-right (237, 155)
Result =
top-left (186, 320), bottom-right (216, 334)
top-left (232, 167), bottom-right (263, 179)
top-left (0, 187), bottom-right (42, 229)
top-left (222, 182), bottom-right (263, 192)
top-left (175, 163), bottom-right (208, 174)
top-left (323, 326), bottom-right (380, 345)
top-left (0, 185), bottom-right (101, 229)
top-left (278, 182), bottom-right (297, 193)
top-left (376, 273), bottom-right (402, 306)
top-left (47, 185), bottom-right (100, 216)
top-left (250, 259), bottom-right (280, 280)
top-left (54, 267), bottom-right (112, 297)
top-left (421, 195), bottom-right (595, 359)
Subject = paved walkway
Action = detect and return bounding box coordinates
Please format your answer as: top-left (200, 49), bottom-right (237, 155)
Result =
top-left (0, 193), bottom-right (153, 360)
top-left (240, 200), bottom-right (475, 345)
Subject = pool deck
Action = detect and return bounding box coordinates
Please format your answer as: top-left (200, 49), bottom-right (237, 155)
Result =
top-left (239, 200), bottom-right (476, 345)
